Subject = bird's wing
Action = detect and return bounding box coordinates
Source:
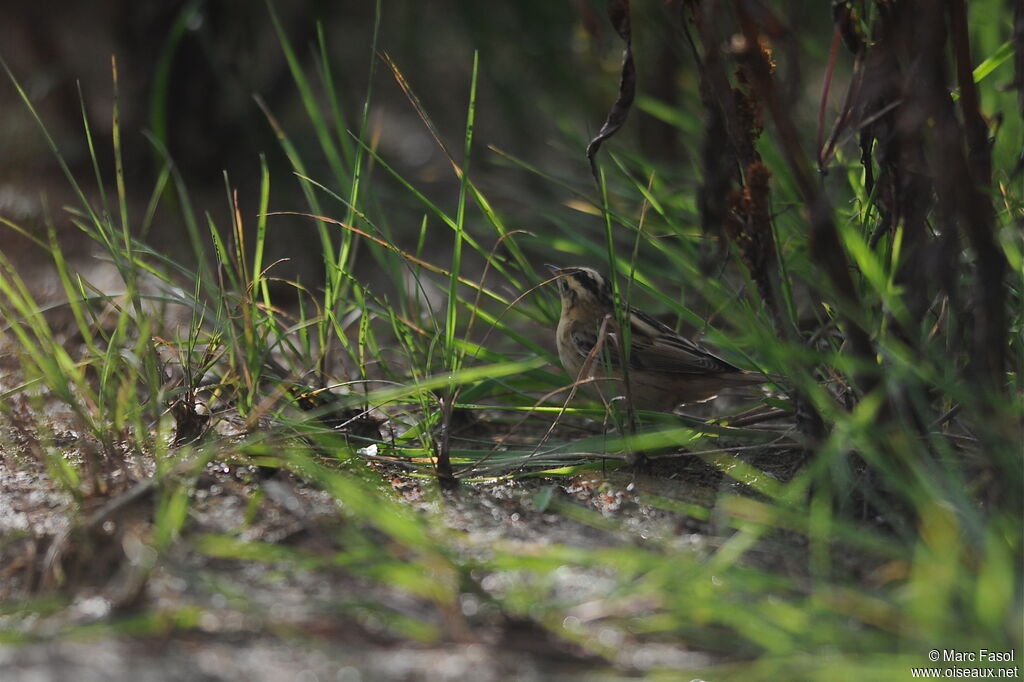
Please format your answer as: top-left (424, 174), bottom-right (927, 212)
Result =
top-left (628, 329), bottom-right (742, 375)
top-left (568, 309), bottom-right (744, 376)
top-left (628, 307), bottom-right (743, 374)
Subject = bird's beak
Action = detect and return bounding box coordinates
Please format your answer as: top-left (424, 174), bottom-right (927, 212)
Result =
top-left (545, 264), bottom-right (563, 275)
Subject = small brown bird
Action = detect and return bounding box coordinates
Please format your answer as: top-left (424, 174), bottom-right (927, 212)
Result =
top-left (548, 265), bottom-right (772, 411)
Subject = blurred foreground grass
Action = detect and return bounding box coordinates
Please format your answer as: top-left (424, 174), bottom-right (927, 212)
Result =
top-left (0, 1), bottom-right (1021, 680)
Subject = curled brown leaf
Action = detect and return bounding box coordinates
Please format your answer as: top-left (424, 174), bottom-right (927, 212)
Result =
top-left (586, 0), bottom-right (636, 182)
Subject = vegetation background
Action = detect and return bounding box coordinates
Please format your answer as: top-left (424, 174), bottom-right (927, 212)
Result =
top-left (0, 1), bottom-right (1020, 680)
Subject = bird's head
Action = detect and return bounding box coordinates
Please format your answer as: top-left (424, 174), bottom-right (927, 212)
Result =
top-left (546, 265), bottom-right (614, 315)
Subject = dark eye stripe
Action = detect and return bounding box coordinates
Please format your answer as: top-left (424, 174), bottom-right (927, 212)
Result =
top-left (570, 270), bottom-right (611, 302)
